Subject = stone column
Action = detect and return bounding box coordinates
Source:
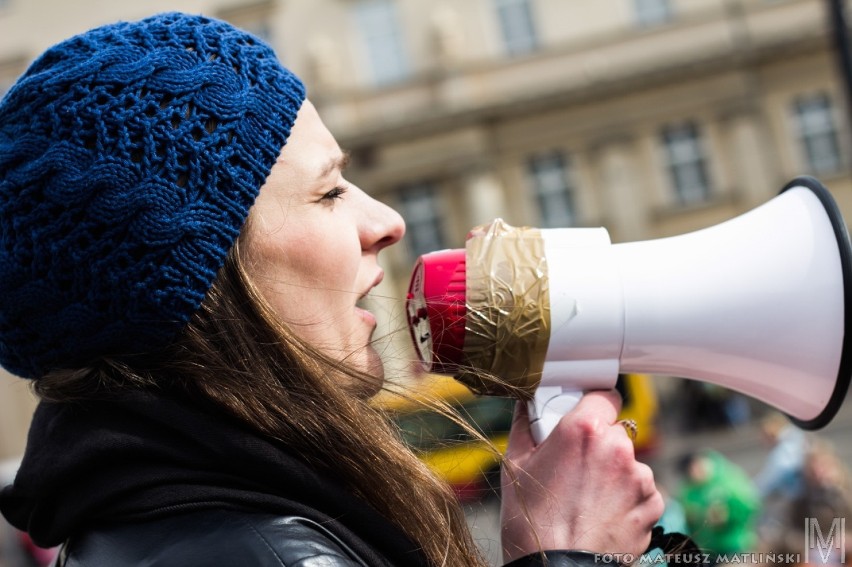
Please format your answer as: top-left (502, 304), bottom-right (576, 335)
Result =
top-left (597, 141), bottom-right (647, 242)
top-left (724, 112), bottom-right (775, 206)
top-left (463, 169), bottom-right (508, 229)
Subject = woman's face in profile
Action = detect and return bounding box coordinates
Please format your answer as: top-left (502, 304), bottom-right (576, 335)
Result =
top-left (244, 100), bottom-right (405, 390)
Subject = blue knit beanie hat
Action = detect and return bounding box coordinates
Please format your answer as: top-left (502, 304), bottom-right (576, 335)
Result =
top-left (0, 12), bottom-right (306, 379)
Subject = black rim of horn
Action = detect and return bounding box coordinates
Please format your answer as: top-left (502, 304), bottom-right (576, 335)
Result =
top-left (781, 176), bottom-right (852, 430)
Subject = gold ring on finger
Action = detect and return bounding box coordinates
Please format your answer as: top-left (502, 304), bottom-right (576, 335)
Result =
top-left (618, 418), bottom-right (638, 442)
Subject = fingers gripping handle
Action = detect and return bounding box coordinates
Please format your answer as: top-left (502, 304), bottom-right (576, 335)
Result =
top-left (528, 386), bottom-right (584, 444)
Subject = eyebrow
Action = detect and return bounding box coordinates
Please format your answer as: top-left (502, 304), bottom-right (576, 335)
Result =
top-left (317, 150), bottom-right (351, 180)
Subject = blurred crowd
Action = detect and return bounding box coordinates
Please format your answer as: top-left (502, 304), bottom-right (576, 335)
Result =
top-left (656, 408), bottom-right (852, 567)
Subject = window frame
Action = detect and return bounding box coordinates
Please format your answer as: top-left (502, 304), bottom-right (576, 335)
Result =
top-left (353, 0), bottom-right (411, 86)
top-left (526, 151), bottom-right (578, 228)
top-left (660, 121), bottom-right (713, 206)
top-left (634, 0), bottom-right (673, 28)
top-left (493, 0), bottom-right (539, 56)
top-left (792, 92), bottom-right (843, 175)
top-left (397, 181), bottom-right (446, 260)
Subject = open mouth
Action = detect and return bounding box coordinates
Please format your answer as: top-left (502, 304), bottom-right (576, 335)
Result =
top-left (355, 271), bottom-right (384, 325)
top-left (356, 272), bottom-right (384, 311)
top-left (355, 293), bottom-right (377, 325)
top-left (355, 293), bottom-right (370, 311)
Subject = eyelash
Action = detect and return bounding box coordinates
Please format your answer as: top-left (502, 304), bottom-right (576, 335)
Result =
top-left (321, 186), bottom-right (347, 202)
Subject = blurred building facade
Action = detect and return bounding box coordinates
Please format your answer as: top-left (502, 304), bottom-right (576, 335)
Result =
top-left (1, 0), bottom-right (851, 459)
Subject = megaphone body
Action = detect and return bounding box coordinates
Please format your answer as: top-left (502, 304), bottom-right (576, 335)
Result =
top-left (406, 176), bottom-right (852, 443)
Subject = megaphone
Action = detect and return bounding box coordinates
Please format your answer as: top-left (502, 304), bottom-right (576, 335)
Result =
top-left (406, 176), bottom-right (852, 443)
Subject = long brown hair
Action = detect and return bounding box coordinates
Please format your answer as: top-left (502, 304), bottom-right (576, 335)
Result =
top-left (35, 236), bottom-right (489, 567)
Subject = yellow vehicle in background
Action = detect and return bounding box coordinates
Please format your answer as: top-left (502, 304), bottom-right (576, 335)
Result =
top-left (376, 373), bottom-right (660, 502)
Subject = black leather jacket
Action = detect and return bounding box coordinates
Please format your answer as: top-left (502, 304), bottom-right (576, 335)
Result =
top-left (6, 394), bottom-right (603, 567)
top-left (58, 508), bottom-right (600, 567)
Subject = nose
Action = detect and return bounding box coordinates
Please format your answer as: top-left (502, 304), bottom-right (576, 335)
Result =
top-left (361, 193), bottom-right (405, 253)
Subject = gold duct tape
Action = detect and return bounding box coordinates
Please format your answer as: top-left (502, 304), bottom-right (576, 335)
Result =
top-left (457, 219), bottom-right (550, 398)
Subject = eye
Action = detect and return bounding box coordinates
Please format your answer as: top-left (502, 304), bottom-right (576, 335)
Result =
top-left (321, 186), bottom-right (347, 203)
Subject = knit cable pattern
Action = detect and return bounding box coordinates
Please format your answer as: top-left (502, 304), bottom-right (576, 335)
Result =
top-left (0, 12), bottom-right (306, 378)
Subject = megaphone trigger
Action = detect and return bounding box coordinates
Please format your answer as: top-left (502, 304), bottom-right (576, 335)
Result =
top-left (528, 387), bottom-right (584, 444)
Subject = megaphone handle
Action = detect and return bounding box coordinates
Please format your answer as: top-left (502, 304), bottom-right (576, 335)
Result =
top-left (528, 386), bottom-right (584, 444)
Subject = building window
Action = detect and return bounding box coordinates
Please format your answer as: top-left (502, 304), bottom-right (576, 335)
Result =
top-left (494, 0), bottom-right (538, 56)
top-left (398, 182), bottom-right (445, 259)
top-left (793, 93), bottom-right (842, 175)
top-left (661, 122), bottom-right (712, 205)
top-left (527, 152), bottom-right (577, 228)
top-left (354, 0), bottom-right (410, 86)
top-left (634, 0), bottom-right (672, 27)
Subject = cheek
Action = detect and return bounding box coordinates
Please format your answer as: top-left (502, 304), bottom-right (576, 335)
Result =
top-left (291, 233), bottom-right (361, 294)
top-left (247, 227), bottom-right (360, 321)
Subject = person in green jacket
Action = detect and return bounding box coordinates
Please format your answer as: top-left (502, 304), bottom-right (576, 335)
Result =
top-left (677, 450), bottom-right (762, 559)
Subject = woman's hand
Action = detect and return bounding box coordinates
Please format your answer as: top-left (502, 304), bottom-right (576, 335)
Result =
top-left (500, 390), bottom-right (664, 563)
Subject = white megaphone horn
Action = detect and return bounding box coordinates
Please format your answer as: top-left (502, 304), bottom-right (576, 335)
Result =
top-left (406, 176), bottom-right (852, 443)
